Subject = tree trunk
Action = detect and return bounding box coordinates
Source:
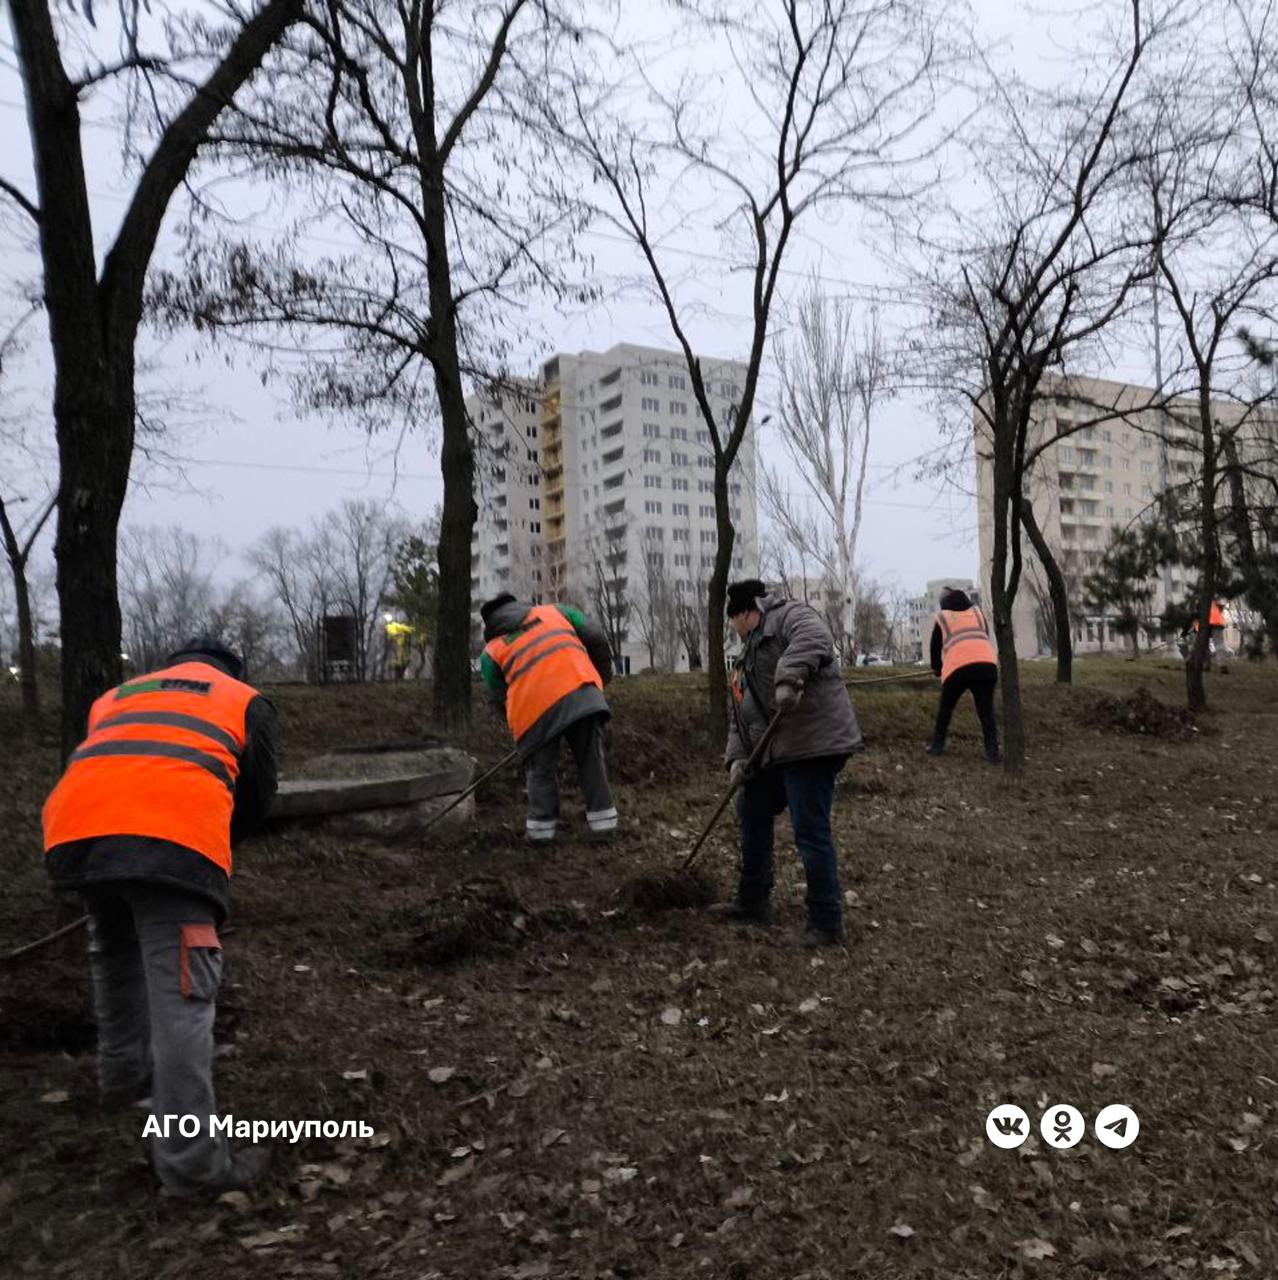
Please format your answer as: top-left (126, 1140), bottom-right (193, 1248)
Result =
top-left (1186, 387), bottom-right (1218, 713)
top-left (14, 558), bottom-right (39, 730)
top-left (420, 160), bottom-right (476, 730)
top-left (54, 391), bottom-right (133, 752)
top-left (706, 462), bottom-right (735, 748)
top-left (992, 436), bottom-right (1025, 773)
top-left (1020, 499), bottom-right (1073, 684)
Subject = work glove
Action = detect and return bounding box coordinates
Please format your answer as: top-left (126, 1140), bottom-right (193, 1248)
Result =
top-left (728, 759), bottom-right (748, 789)
top-left (774, 682), bottom-right (803, 713)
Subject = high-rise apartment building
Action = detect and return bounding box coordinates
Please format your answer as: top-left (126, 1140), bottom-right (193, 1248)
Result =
top-left (976, 373), bottom-right (1275, 657)
top-left (467, 380), bottom-right (544, 616)
top-left (470, 343), bottom-right (758, 672)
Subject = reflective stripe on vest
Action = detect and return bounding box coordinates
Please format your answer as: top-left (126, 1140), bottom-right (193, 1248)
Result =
top-left (484, 604), bottom-right (602, 742)
top-left (42, 661), bottom-right (257, 876)
top-left (936, 607), bottom-right (996, 683)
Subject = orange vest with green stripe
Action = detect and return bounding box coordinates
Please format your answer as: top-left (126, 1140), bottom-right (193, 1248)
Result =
top-left (42, 661), bottom-right (257, 875)
top-left (935, 606), bottom-right (996, 682)
top-left (484, 605), bottom-right (602, 742)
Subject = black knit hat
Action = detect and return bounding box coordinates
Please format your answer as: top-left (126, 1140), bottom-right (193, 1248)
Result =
top-left (480, 592), bottom-right (517, 623)
top-left (167, 635), bottom-right (245, 681)
top-left (939, 586), bottom-right (972, 611)
top-left (726, 579), bottom-right (766, 617)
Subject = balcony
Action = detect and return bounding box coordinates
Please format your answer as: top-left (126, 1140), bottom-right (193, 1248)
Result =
top-left (603, 473), bottom-right (625, 491)
top-left (600, 393), bottom-right (623, 414)
top-left (604, 498), bottom-right (626, 517)
top-left (602, 446), bottom-right (624, 466)
top-left (600, 367), bottom-right (621, 387)
top-left (601, 419), bottom-right (623, 439)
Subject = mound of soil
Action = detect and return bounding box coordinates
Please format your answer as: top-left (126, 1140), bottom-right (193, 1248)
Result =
top-left (405, 878), bottom-right (592, 966)
top-left (1083, 686), bottom-right (1201, 740)
top-left (606, 720), bottom-right (694, 786)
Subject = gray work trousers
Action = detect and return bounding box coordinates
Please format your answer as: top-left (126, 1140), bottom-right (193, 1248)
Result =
top-left (82, 883), bottom-right (232, 1193)
top-left (524, 714), bottom-right (617, 841)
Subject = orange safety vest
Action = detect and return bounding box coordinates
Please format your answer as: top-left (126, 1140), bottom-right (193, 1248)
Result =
top-left (484, 604), bottom-right (602, 742)
top-left (935, 606), bottom-right (996, 683)
top-left (1192, 602), bottom-right (1227, 630)
top-left (43, 661), bottom-right (257, 876)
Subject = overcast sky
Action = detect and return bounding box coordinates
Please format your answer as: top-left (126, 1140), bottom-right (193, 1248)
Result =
top-left (0, 0), bottom-right (1151, 602)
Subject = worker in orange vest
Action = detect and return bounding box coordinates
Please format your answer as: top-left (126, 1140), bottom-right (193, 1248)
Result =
top-left (42, 637), bottom-right (277, 1197)
top-left (480, 594), bottom-right (616, 843)
top-left (927, 587), bottom-right (1000, 762)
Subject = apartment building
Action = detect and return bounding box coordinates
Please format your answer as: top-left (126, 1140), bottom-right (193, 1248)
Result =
top-left (467, 381), bottom-right (543, 617)
top-left (975, 373), bottom-right (1274, 657)
top-left (471, 343), bottom-right (759, 672)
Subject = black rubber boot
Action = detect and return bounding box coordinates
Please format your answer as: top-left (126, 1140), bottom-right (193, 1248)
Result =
top-left (925, 740), bottom-right (945, 757)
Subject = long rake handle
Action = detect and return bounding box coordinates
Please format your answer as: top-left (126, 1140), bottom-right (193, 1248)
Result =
top-left (420, 747), bottom-right (520, 832)
top-left (680, 708), bottom-right (786, 871)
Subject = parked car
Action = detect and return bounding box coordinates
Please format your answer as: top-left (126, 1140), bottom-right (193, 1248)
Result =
top-left (856, 653), bottom-right (893, 667)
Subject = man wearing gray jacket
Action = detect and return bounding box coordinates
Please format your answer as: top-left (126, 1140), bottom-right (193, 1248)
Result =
top-left (718, 580), bottom-right (863, 946)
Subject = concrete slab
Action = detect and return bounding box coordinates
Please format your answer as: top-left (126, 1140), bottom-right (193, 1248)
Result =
top-left (271, 746), bottom-right (475, 823)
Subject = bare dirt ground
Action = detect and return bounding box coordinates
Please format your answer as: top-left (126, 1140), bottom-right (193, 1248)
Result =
top-left (3, 658), bottom-right (1277, 1279)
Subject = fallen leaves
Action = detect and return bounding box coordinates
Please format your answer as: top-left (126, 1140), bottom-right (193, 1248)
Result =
top-left (427, 1066), bottom-right (457, 1084)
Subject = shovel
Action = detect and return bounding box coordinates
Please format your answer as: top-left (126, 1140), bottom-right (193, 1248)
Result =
top-left (419, 746), bottom-right (520, 832)
top-left (679, 707), bottom-right (786, 871)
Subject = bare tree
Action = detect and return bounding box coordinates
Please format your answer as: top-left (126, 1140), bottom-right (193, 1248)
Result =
top-left (633, 542), bottom-right (678, 672)
top-left (920, 0), bottom-right (1166, 771)
top-left (579, 513), bottom-right (631, 674)
top-left (0, 303), bottom-right (56, 732)
top-left (5, 0), bottom-right (303, 754)
top-left (147, 2), bottom-right (591, 729)
top-left (1143, 73), bottom-right (1278, 708)
top-left (248, 525), bottom-right (335, 680)
top-left (761, 285), bottom-right (890, 662)
top-left (549, 0), bottom-right (956, 741)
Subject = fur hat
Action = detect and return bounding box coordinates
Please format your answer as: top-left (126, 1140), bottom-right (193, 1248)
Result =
top-left (726, 579), bottom-right (767, 617)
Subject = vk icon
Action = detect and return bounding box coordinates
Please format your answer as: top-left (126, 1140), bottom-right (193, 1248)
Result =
top-left (986, 1104), bottom-right (1031, 1149)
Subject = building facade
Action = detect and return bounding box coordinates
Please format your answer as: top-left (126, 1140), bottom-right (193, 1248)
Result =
top-left (471, 344), bottom-right (758, 672)
top-left (975, 373), bottom-right (1272, 658)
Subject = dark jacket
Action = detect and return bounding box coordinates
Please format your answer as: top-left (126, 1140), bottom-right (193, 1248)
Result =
top-left (45, 659), bottom-right (278, 922)
top-left (480, 599), bottom-right (612, 758)
top-left (726, 594), bottom-right (863, 769)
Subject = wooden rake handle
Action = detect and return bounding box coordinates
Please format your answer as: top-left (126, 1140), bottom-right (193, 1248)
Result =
top-left (680, 708), bottom-right (786, 872)
top-left (420, 747), bottom-right (520, 833)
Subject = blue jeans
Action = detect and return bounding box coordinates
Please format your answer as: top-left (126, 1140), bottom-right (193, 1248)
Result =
top-left (735, 757), bottom-right (844, 931)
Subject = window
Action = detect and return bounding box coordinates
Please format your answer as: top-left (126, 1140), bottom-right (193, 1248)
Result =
top-left (1103, 455), bottom-right (1113, 468)
top-left (671, 427), bottom-right (689, 441)
top-left (642, 396), bottom-right (660, 412)
top-left (672, 477), bottom-right (689, 492)
top-left (1142, 484), bottom-right (1153, 497)
top-left (1102, 429), bottom-right (1113, 443)
top-left (645, 526), bottom-right (664, 541)
top-left (699, 504), bottom-right (714, 518)
top-left (1122, 458), bottom-right (1131, 470)
top-left (1105, 505), bottom-right (1115, 517)
top-left (698, 480), bottom-right (713, 493)
top-left (1123, 483), bottom-right (1132, 495)
top-left (673, 502), bottom-right (689, 516)
top-left (669, 373), bottom-right (686, 389)
top-left (643, 448), bottom-right (661, 464)
top-left (697, 430), bottom-right (710, 444)
top-left (675, 553), bottom-right (690, 567)
top-left (700, 530), bottom-right (716, 544)
top-left (672, 451), bottom-right (689, 467)
top-left (672, 527), bottom-right (689, 542)
top-left (670, 400), bottom-right (688, 416)
top-left (640, 370), bottom-right (659, 386)
top-left (529, 497), bottom-right (540, 509)
top-left (698, 456), bottom-right (713, 469)
top-left (532, 521), bottom-right (541, 533)
top-left (1061, 446), bottom-right (1075, 462)
top-left (1141, 460), bottom-right (1153, 474)
top-left (643, 422), bottom-right (661, 438)
top-left (646, 552), bottom-right (665, 569)
top-left (1103, 480), bottom-right (1114, 493)
top-left (644, 475), bottom-right (662, 489)
top-left (644, 500), bottom-right (662, 515)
